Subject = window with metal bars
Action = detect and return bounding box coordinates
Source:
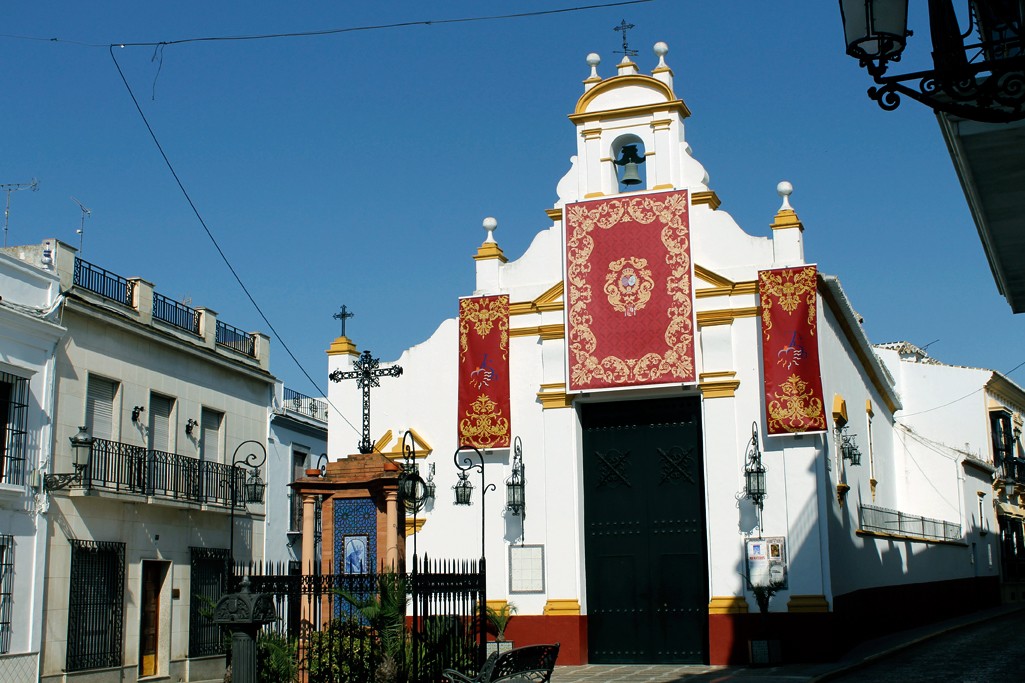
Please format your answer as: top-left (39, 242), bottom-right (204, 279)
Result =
top-left (0, 535), bottom-right (13, 654)
top-left (0, 371), bottom-right (29, 486)
top-left (67, 540), bottom-right (125, 672)
top-left (188, 547), bottom-right (230, 657)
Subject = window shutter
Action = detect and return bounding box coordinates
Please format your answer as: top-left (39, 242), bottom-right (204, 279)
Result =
top-left (86, 377), bottom-right (117, 440)
top-left (200, 409), bottom-right (221, 463)
top-left (149, 395), bottom-right (172, 452)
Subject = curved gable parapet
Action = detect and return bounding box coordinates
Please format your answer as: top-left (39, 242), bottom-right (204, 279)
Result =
top-left (571, 74), bottom-right (689, 121)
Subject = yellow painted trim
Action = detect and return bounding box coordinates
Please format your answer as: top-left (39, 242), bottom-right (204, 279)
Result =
top-left (511, 324), bottom-right (565, 340)
top-left (692, 191), bottom-right (722, 211)
top-left (651, 183), bottom-right (675, 190)
top-left (509, 283), bottom-right (564, 316)
top-left (580, 127), bottom-right (603, 139)
top-left (474, 242), bottom-right (508, 263)
top-left (696, 307), bottom-right (760, 326)
top-left (584, 192), bottom-right (605, 198)
top-left (486, 599), bottom-right (508, 612)
top-left (405, 517), bottom-right (426, 535)
top-left (699, 371), bottom-right (737, 381)
top-left (708, 596), bottom-right (749, 614)
top-left (699, 380), bottom-right (741, 399)
top-left (649, 118), bottom-right (673, 129)
top-left (570, 99), bottom-right (691, 124)
top-left (787, 595), bottom-right (829, 613)
top-left (651, 66), bottom-right (674, 76)
top-left (379, 428), bottom-right (433, 460)
top-left (866, 399), bottom-right (874, 417)
top-left (832, 395), bottom-right (848, 426)
top-left (537, 387), bottom-right (575, 409)
top-left (326, 336), bottom-right (359, 357)
top-left (545, 208), bottom-right (563, 222)
top-left (770, 209), bottom-right (804, 232)
top-left (543, 599), bottom-right (580, 616)
top-left (693, 264), bottom-right (757, 299)
top-left (572, 74), bottom-right (679, 115)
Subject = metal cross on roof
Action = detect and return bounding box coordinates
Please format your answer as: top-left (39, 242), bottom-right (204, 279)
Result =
top-left (613, 19), bottom-right (638, 58)
top-left (329, 349), bottom-right (403, 454)
top-left (333, 304), bottom-right (355, 337)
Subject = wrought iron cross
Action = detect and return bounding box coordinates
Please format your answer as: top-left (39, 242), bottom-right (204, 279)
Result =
top-left (613, 19), bottom-right (638, 58)
top-left (329, 349), bottom-right (403, 454)
top-left (333, 305), bottom-right (355, 337)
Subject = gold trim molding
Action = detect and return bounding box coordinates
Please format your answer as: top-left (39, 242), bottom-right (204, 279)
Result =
top-left (537, 384), bottom-right (574, 409)
top-left (543, 599), bottom-right (581, 616)
top-left (572, 74), bottom-right (686, 118)
top-left (694, 265), bottom-right (757, 299)
top-left (771, 208), bottom-right (804, 232)
top-left (545, 208), bottom-right (563, 222)
top-left (699, 380), bottom-right (741, 399)
top-left (326, 336), bottom-right (359, 357)
top-left (405, 517), bottom-right (426, 536)
top-left (787, 595), bottom-right (829, 613)
top-left (692, 191), bottom-right (722, 211)
top-left (511, 324), bottom-right (564, 340)
top-left (708, 596), bottom-right (749, 614)
top-left (377, 428), bottom-right (433, 460)
top-left (696, 307), bottom-right (759, 326)
top-left (510, 282), bottom-right (563, 316)
top-left (474, 242), bottom-right (508, 263)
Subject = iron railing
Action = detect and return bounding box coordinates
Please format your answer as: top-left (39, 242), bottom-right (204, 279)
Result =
top-left (82, 438), bottom-right (249, 508)
top-left (233, 556), bottom-right (485, 682)
top-left (289, 491), bottom-right (303, 533)
top-left (67, 540), bottom-right (125, 672)
top-left (860, 504), bottom-right (963, 543)
top-left (216, 320), bottom-right (255, 357)
top-left (73, 258), bottom-right (134, 307)
top-left (153, 292), bottom-right (200, 334)
top-left (284, 387), bottom-right (329, 422)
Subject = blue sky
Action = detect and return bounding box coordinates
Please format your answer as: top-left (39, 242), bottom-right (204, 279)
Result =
top-left (3, 1), bottom-right (1023, 401)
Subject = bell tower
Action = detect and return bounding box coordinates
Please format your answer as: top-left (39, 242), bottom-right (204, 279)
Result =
top-left (566, 41), bottom-right (709, 200)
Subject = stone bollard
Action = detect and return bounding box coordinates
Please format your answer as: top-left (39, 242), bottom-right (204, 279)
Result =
top-left (213, 578), bottom-right (276, 683)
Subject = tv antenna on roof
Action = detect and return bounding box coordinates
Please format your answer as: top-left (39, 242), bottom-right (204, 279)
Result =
top-left (71, 196), bottom-right (91, 255)
top-left (1, 178), bottom-right (39, 247)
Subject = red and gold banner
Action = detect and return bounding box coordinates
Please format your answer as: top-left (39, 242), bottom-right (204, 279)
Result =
top-left (458, 295), bottom-right (511, 448)
top-left (565, 190), bottom-right (695, 391)
top-left (759, 265), bottom-right (826, 435)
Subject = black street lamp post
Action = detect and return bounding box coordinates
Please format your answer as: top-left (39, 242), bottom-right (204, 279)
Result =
top-left (453, 445), bottom-right (495, 666)
top-left (228, 440), bottom-right (267, 578)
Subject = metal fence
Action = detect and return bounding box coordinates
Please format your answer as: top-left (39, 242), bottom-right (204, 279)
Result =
top-left (216, 320), bottom-right (256, 357)
top-left (74, 258), bottom-right (134, 306)
top-left (153, 291), bottom-right (201, 334)
top-left (83, 438), bottom-right (248, 508)
top-left (860, 504), bottom-right (963, 542)
top-left (233, 556), bottom-right (485, 683)
top-left (284, 387), bottom-right (329, 422)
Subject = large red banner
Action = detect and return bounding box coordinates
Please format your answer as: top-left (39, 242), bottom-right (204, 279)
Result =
top-left (759, 266), bottom-right (827, 435)
top-left (565, 190), bottom-right (696, 391)
top-left (458, 295), bottom-right (511, 448)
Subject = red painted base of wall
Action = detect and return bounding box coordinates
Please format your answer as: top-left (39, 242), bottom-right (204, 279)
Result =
top-left (498, 616), bottom-right (588, 665)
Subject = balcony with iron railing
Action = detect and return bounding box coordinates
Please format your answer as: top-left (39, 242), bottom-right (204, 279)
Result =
top-left (859, 504), bottom-right (963, 543)
top-left (283, 387), bottom-right (329, 423)
top-left (71, 437), bottom-right (260, 509)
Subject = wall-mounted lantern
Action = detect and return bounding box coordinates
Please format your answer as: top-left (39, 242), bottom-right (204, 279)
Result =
top-left (744, 422), bottom-right (767, 510)
top-left (836, 424), bottom-right (862, 466)
top-left (454, 470), bottom-right (474, 506)
top-left (186, 418), bottom-right (198, 436)
top-left (44, 426), bottom-right (95, 491)
top-left (506, 437), bottom-right (526, 517)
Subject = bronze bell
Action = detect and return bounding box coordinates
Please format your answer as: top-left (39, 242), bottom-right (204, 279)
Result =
top-left (615, 144), bottom-right (645, 186)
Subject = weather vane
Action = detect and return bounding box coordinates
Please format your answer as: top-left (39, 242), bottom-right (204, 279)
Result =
top-left (613, 19), bottom-right (638, 58)
top-left (333, 304), bottom-right (354, 337)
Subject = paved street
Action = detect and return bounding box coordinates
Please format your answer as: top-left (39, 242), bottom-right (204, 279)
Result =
top-left (548, 606), bottom-right (1025, 683)
top-left (827, 610), bottom-right (1025, 683)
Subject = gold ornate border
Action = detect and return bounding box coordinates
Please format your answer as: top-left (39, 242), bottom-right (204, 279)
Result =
top-left (565, 192), bottom-right (694, 390)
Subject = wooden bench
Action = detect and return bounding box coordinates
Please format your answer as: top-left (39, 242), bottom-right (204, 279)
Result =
top-left (442, 643), bottom-right (560, 683)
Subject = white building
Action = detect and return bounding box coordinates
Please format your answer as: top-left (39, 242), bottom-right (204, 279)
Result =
top-left (266, 382), bottom-right (328, 571)
top-left (7, 239), bottom-right (274, 683)
top-left (326, 43), bottom-right (1000, 665)
top-left (0, 246), bottom-right (65, 683)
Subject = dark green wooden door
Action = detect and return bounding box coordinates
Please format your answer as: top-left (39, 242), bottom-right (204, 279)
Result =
top-left (582, 397), bottom-right (708, 664)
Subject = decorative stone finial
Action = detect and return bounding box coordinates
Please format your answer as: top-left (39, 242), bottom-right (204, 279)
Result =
top-left (777, 181), bottom-right (794, 212)
top-left (586, 52), bottom-right (601, 78)
top-left (482, 216), bottom-right (498, 244)
top-left (653, 42), bottom-right (669, 68)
